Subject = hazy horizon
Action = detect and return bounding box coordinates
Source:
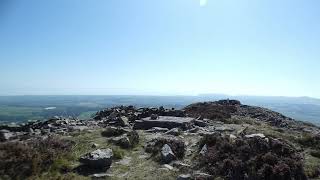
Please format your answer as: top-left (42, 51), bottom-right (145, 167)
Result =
top-left (0, 94), bottom-right (319, 101)
top-left (1, 0), bottom-right (320, 98)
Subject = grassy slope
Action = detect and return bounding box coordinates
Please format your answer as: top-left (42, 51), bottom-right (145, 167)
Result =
top-left (33, 129), bottom-right (179, 180)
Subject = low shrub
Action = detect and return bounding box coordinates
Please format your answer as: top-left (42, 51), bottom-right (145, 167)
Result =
top-left (310, 150), bottom-right (320, 159)
top-left (184, 102), bottom-right (237, 120)
top-left (0, 136), bottom-right (74, 179)
top-left (198, 134), bottom-right (307, 180)
top-left (297, 134), bottom-right (320, 149)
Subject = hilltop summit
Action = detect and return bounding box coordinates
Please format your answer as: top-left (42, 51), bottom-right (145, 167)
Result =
top-left (0, 100), bottom-right (319, 179)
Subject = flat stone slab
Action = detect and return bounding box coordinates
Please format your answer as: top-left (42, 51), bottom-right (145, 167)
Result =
top-left (133, 116), bottom-right (195, 130)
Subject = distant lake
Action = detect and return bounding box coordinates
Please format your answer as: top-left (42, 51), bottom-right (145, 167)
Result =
top-left (44, 107), bottom-right (56, 110)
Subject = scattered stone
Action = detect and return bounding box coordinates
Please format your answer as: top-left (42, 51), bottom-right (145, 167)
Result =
top-left (177, 174), bottom-right (192, 180)
top-left (215, 126), bottom-right (234, 132)
top-left (119, 116), bottom-right (130, 127)
top-left (163, 164), bottom-right (174, 170)
top-left (0, 130), bottom-right (16, 141)
top-left (69, 125), bottom-right (89, 132)
top-left (138, 154), bottom-right (150, 159)
top-left (194, 120), bottom-right (207, 127)
top-left (146, 127), bottom-right (169, 133)
top-left (28, 128), bottom-right (34, 134)
top-left (229, 134), bottom-right (237, 143)
top-left (92, 143), bottom-right (99, 148)
top-left (150, 114), bottom-right (159, 120)
top-left (245, 133), bottom-right (266, 139)
top-left (161, 144), bottom-right (176, 164)
top-left (34, 129), bottom-right (42, 135)
top-left (110, 136), bottom-right (131, 148)
top-left (188, 127), bottom-right (199, 133)
top-left (109, 131), bottom-right (139, 148)
top-left (173, 161), bottom-right (191, 171)
top-left (79, 149), bottom-right (113, 169)
top-left (92, 173), bottom-right (113, 179)
top-left (101, 127), bottom-right (126, 137)
top-left (199, 144), bottom-right (208, 156)
top-left (165, 128), bottom-right (181, 136)
top-left (145, 137), bottom-right (185, 158)
top-left (193, 172), bottom-right (213, 179)
top-left (127, 130), bottom-right (139, 148)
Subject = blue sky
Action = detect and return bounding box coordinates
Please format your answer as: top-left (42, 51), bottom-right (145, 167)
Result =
top-left (0, 0), bottom-right (319, 97)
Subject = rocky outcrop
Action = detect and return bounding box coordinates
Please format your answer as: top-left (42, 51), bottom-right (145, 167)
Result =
top-left (94, 106), bottom-right (185, 122)
top-left (237, 105), bottom-right (294, 128)
top-left (133, 116), bottom-right (194, 130)
top-left (184, 100), bottom-right (317, 130)
top-left (1, 100), bottom-right (320, 179)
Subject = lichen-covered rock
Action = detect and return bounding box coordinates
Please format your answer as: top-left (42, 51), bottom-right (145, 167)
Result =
top-left (145, 136), bottom-right (185, 158)
top-left (101, 127), bottom-right (127, 137)
top-left (0, 130), bottom-right (15, 142)
top-left (161, 144), bottom-right (176, 164)
top-left (245, 133), bottom-right (265, 139)
top-left (109, 131), bottom-right (139, 148)
top-left (127, 130), bottom-right (139, 148)
top-left (199, 144), bottom-right (208, 156)
top-left (146, 127), bottom-right (169, 133)
top-left (79, 149), bottom-right (113, 169)
top-left (165, 128), bottom-right (181, 136)
top-left (193, 172), bottom-right (213, 180)
top-left (109, 136), bottom-right (131, 148)
top-left (177, 174), bottom-right (192, 180)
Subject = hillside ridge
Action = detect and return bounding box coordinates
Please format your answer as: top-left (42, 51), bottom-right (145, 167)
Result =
top-left (0, 100), bottom-right (320, 180)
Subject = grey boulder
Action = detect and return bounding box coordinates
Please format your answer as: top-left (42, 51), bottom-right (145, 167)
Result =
top-left (80, 149), bottom-right (113, 169)
top-left (177, 174), bottom-right (192, 180)
top-left (161, 144), bottom-right (176, 164)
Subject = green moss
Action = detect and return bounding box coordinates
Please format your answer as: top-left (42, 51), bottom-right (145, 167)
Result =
top-left (310, 150), bottom-right (320, 159)
top-left (50, 157), bottom-right (74, 173)
top-left (112, 147), bottom-right (125, 160)
top-left (304, 154), bottom-right (320, 178)
top-left (296, 133), bottom-right (320, 149)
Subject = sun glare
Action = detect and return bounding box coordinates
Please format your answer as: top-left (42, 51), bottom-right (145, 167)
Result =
top-left (200, 0), bottom-right (208, 7)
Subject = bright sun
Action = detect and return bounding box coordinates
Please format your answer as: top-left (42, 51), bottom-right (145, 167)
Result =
top-left (199, 0), bottom-right (208, 7)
